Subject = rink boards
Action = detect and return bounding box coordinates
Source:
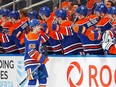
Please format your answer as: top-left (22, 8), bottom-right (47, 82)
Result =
top-left (0, 55), bottom-right (116, 87)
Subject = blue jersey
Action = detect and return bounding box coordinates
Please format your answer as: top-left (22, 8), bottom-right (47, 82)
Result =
top-left (24, 33), bottom-right (46, 70)
top-left (24, 35), bottom-right (41, 70)
top-left (24, 32), bottom-right (48, 80)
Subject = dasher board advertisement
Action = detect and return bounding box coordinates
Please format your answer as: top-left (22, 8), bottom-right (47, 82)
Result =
top-left (0, 55), bottom-right (116, 87)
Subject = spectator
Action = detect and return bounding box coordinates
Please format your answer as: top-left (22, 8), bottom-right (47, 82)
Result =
top-left (71, 0), bottom-right (79, 23)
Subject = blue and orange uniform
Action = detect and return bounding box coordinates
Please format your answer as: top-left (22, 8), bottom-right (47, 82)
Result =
top-left (74, 5), bottom-right (104, 55)
top-left (1, 21), bottom-right (19, 54)
top-left (59, 20), bottom-right (83, 55)
top-left (39, 6), bottom-right (63, 54)
top-left (74, 18), bottom-right (104, 54)
top-left (86, 4), bottom-right (112, 42)
top-left (9, 20), bottom-right (26, 53)
top-left (24, 32), bottom-right (48, 86)
top-left (54, 9), bottom-right (83, 55)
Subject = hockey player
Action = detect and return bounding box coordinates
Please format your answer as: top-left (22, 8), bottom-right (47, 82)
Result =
top-left (39, 6), bottom-right (63, 54)
top-left (73, 5), bottom-right (104, 55)
top-left (24, 19), bottom-right (48, 87)
top-left (19, 8), bottom-right (28, 22)
top-left (102, 6), bottom-right (116, 54)
top-left (54, 9), bottom-right (84, 55)
top-left (0, 9), bottom-right (19, 54)
top-left (18, 9), bottom-right (31, 45)
top-left (9, 10), bottom-right (26, 53)
top-left (39, 6), bottom-right (54, 32)
top-left (0, 9), bottom-right (12, 31)
top-left (86, 4), bottom-right (112, 41)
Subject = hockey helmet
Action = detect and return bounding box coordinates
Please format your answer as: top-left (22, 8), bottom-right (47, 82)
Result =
top-left (29, 19), bottom-right (40, 27)
top-left (55, 9), bottom-right (67, 20)
top-left (39, 6), bottom-right (51, 17)
top-left (28, 10), bottom-right (38, 19)
top-left (1, 9), bottom-right (10, 16)
top-left (9, 10), bottom-right (19, 20)
top-left (76, 5), bottom-right (88, 16)
top-left (108, 6), bottom-right (116, 15)
top-left (95, 4), bottom-right (108, 14)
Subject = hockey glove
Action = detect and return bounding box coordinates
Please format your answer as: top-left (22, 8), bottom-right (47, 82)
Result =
top-left (73, 25), bottom-right (86, 34)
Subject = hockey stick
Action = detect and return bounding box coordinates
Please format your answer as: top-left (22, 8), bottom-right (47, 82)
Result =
top-left (17, 57), bottom-right (49, 87)
top-left (17, 63), bottom-right (41, 87)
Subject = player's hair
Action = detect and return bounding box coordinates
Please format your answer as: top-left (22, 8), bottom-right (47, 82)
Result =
top-left (107, 0), bottom-right (115, 7)
top-left (19, 8), bottom-right (28, 17)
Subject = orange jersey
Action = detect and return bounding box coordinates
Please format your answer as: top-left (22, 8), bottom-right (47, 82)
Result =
top-left (46, 14), bottom-right (55, 31)
top-left (1, 21), bottom-right (13, 35)
top-left (59, 20), bottom-right (73, 36)
top-left (9, 19), bottom-right (29, 39)
top-left (19, 17), bottom-right (30, 41)
top-left (3, 21), bottom-right (13, 29)
top-left (20, 17), bottom-right (29, 23)
top-left (27, 32), bottom-right (40, 40)
top-left (9, 21), bottom-right (22, 35)
top-left (60, 20), bottom-right (72, 27)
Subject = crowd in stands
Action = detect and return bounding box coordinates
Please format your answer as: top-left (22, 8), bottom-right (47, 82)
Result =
top-left (0, 0), bottom-right (116, 55)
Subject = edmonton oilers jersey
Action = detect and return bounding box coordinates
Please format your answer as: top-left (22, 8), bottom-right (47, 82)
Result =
top-left (75, 18), bottom-right (103, 54)
top-left (24, 35), bottom-right (42, 70)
